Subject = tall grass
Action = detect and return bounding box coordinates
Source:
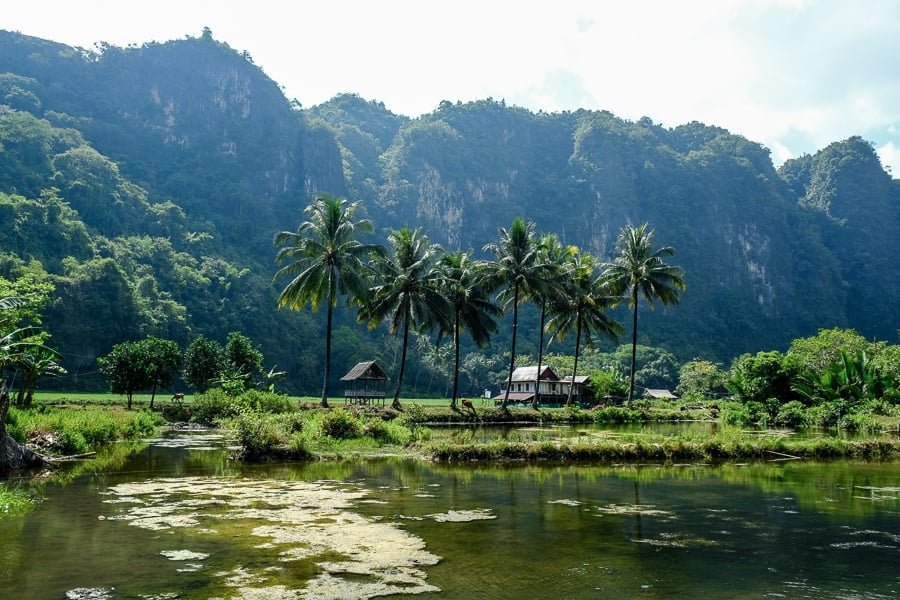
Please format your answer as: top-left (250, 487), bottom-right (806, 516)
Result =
top-left (426, 426), bottom-right (900, 462)
top-left (7, 406), bottom-right (163, 455)
top-left (228, 407), bottom-right (428, 460)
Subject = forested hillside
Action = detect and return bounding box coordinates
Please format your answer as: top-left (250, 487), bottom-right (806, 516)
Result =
top-left (0, 29), bottom-right (897, 394)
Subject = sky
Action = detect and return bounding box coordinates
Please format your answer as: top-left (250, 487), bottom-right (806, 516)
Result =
top-left (4, 0), bottom-right (900, 175)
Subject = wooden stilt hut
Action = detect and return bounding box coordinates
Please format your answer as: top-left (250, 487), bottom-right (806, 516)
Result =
top-left (340, 361), bottom-right (389, 407)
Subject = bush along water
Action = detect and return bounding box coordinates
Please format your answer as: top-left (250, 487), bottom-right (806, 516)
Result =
top-left (7, 406), bottom-right (163, 456)
top-left (228, 407), bottom-right (428, 461)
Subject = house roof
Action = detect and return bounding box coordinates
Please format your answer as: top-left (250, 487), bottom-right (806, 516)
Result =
top-left (560, 375), bottom-right (589, 384)
top-left (510, 365), bottom-right (558, 382)
top-left (643, 388), bottom-right (678, 399)
top-left (340, 360), bottom-right (388, 381)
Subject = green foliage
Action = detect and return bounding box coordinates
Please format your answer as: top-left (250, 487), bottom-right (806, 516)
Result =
top-left (774, 400), bottom-right (808, 428)
top-left (0, 483), bottom-right (37, 517)
top-left (319, 408), bottom-right (363, 439)
top-left (587, 369), bottom-right (628, 401)
top-left (223, 331), bottom-right (264, 390)
top-left (726, 351), bottom-right (800, 405)
top-left (274, 194), bottom-right (383, 406)
top-left (361, 226), bottom-right (448, 408)
top-left (677, 359), bottom-right (726, 397)
top-left (232, 410), bottom-right (308, 460)
top-left (182, 335), bottom-right (224, 393)
top-left (97, 337), bottom-right (180, 409)
top-left (786, 328), bottom-right (872, 374)
top-left (794, 350), bottom-right (890, 411)
top-left (6, 406), bottom-right (162, 453)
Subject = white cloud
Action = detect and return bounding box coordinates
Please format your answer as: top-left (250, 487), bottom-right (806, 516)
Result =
top-left (877, 142), bottom-right (898, 177)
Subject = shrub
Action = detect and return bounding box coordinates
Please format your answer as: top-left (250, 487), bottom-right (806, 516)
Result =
top-left (774, 401), bottom-right (808, 428)
top-left (190, 389), bottom-right (242, 424)
top-left (232, 411), bottom-right (309, 460)
top-left (320, 409), bottom-right (362, 439)
top-left (240, 390), bottom-right (294, 413)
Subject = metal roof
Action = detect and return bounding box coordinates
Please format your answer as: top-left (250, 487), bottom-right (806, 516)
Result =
top-left (340, 360), bottom-right (389, 381)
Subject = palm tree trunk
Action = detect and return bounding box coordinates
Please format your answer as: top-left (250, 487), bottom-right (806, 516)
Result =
top-left (392, 304), bottom-right (410, 410)
top-left (567, 311), bottom-right (582, 406)
top-left (321, 274), bottom-right (335, 408)
top-left (628, 287), bottom-right (639, 405)
top-left (321, 299), bottom-right (333, 408)
top-left (0, 379), bottom-right (9, 436)
top-left (451, 310), bottom-right (461, 410)
top-left (502, 283), bottom-right (519, 410)
top-left (150, 383), bottom-right (158, 410)
top-left (533, 299), bottom-right (546, 409)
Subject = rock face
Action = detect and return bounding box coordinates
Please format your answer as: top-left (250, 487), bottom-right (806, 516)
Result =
top-left (0, 432), bottom-right (44, 474)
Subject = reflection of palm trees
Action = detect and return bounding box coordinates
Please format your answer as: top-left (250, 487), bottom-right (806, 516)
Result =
top-left (633, 480), bottom-right (643, 540)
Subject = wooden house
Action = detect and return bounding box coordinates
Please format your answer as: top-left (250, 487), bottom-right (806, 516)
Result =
top-left (493, 365), bottom-right (591, 406)
top-left (340, 361), bottom-right (388, 406)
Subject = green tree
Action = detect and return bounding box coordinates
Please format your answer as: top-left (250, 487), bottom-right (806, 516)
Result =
top-left (793, 350), bottom-right (891, 415)
top-left (676, 359), bottom-right (725, 401)
top-left (97, 340), bottom-right (152, 410)
top-left (141, 337), bottom-right (182, 409)
top-left (529, 233), bottom-right (570, 407)
top-left (14, 345), bottom-right (65, 408)
top-left (547, 250), bottom-right (622, 405)
top-left (182, 335), bottom-right (224, 393)
top-left (435, 251), bottom-right (500, 409)
top-left (786, 328), bottom-right (872, 374)
top-left (603, 223), bottom-right (685, 404)
top-left (361, 227), bottom-right (449, 410)
top-left (726, 351), bottom-right (799, 405)
top-left (224, 331), bottom-right (264, 390)
top-left (2, 296), bottom-right (40, 436)
top-left (483, 217), bottom-right (544, 409)
top-left (274, 195), bottom-right (382, 407)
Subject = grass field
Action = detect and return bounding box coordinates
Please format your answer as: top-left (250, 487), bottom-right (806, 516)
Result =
top-left (33, 391), bottom-right (470, 409)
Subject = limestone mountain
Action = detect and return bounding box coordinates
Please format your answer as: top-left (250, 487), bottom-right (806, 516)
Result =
top-left (0, 29), bottom-right (897, 393)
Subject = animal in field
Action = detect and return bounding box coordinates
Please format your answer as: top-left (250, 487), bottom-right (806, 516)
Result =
top-left (461, 398), bottom-right (476, 415)
top-left (171, 392), bottom-right (185, 403)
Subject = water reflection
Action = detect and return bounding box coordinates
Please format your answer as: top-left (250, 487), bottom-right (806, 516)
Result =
top-left (1, 430), bottom-right (900, 599)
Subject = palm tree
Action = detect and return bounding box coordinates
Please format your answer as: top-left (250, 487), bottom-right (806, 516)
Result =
top-left (547, 250), bottom-right (622, 405)
top-left (436, 251), bottom-right (500, 409)
top-left (361, 227), bottom-right (450, 410)
top-left (1, 297), bottom-right (41, 436)
top-left (602, 223), bottom-right (685, 404)
top-left (14, 345), bottom-right (65, 408)
top-left (273, 194), bottom-right (383, 408)
top-left (483, 217), bottom-right (543, 409)
top-left (529, 233), bottom-right (571, 408)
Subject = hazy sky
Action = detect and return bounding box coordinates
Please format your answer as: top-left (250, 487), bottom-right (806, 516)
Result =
top-left (4, 0), bottom-right (900, 175)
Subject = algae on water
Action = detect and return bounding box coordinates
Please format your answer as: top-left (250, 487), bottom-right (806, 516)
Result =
top-left (102, 477), bottom-right (440, 598)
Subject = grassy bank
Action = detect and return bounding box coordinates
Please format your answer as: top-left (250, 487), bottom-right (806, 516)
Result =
top-left (424, 428), bottom-right (900, 462)
top-left (6, 406), bottom-right (163, 456)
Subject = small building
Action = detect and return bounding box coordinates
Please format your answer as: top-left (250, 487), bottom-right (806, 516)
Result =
top-left (642, 388), bottom-right (678, 400)
top-left (493, 365), bottom-right (591, 406)
top-left (340, 361), bottom-right (389, 406)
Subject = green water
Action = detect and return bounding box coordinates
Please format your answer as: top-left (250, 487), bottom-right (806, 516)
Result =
top-left (2, 430), bottom-right (900, 599)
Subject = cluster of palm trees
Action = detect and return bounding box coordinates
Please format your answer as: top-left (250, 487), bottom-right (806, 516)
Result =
top-left (275, 194), bottom-right (685, 410)
top-left (1, 297), bottom-right (64, 437)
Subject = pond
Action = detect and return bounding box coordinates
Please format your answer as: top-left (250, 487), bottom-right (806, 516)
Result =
top-left (2, 429), bottom-right (900, 599)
